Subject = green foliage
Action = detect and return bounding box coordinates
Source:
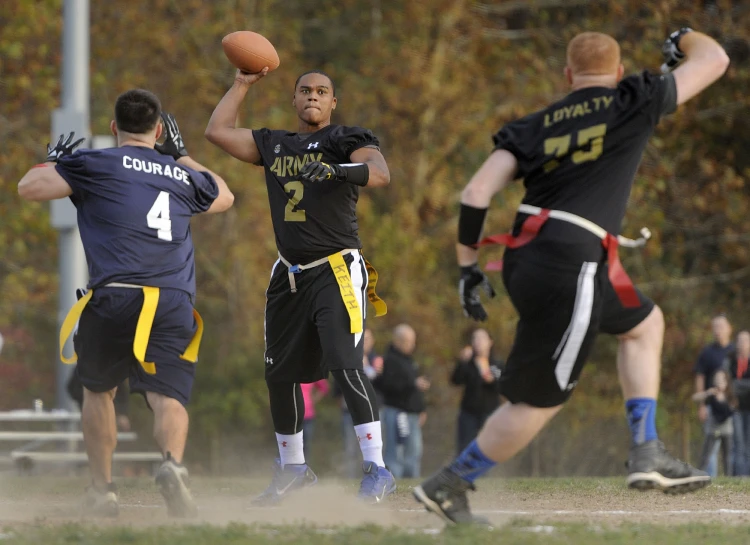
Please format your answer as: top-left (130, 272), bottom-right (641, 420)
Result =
top-left (1, 0), bottom-right (748, 473)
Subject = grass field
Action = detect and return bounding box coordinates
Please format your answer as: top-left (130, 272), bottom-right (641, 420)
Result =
top-left (0, 476), bottom-right (748, 544)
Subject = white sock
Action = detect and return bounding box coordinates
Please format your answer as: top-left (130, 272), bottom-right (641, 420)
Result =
top-left (354, 422), bottom-right (385, 467)
top-left (276, 431), bottom-right (305, 467)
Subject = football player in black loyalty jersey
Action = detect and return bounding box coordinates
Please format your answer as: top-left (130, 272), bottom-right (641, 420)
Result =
top-left (18, 89), bottom-right (234, 517)
top-left (206, 68), bottom-right (396, 503)
top-left (414, 30), bottom-right (729, 525)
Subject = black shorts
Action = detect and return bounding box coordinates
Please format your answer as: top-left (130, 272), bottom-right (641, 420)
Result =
top-left (73, 287), bottom-right (199, 406)
top-left (264, 251), bottom-right (368, 383)
top-left (499, 256), bottom-right (654, 408)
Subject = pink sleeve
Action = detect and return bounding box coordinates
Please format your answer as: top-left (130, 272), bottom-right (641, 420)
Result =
top-left (315, 379), bottom-right (330, 395)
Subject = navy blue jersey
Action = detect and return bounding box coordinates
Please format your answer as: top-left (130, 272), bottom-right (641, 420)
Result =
top-left (55, 146), bottom-right (218, 297)
top-left (252, 125), bottom-right (379, 264)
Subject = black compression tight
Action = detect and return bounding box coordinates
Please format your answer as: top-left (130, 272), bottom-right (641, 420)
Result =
top-left (266, 369), bottom-right (380, 434)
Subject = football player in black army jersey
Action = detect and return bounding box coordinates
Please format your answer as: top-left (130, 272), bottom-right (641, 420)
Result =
top-left (206, 69), bottom-right (396, 503)
top-left (18, 90), bottom-right (234, 517)
top-left (414, 30), bottom-right (730, 525)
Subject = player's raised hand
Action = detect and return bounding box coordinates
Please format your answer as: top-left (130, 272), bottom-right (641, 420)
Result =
top-left (459, 264), bottom-right (496, 322)
top-left (297, 161), bottom-right (346, 183)
top-left (661, 27), bottom-right (693, 73)
top-left (234, 67), bottom-right (269, 87)
top-left (46, 132), bottom-right (85, 163)
top-left (155, 112), bottom-right (188, 160)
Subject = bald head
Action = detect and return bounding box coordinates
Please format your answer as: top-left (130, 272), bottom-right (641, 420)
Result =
top-left (393, 324), bottom-right (416, 355)
top-left (565, 32), bottom-right (623, 88)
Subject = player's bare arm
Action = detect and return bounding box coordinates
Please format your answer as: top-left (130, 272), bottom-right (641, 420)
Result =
top-left (18, 131), bottom-right (83, 201)
top-left (18, 164), bottom-right (73, 201)
top-left (667, 30), bottom-right (729, 105)
top-left (177, 156), bottom-right (234, 214)
top-left (456, 149), bottom-right (518, 266)
top-left (204, 68), bottom-right (268, 164)
top-left (157, 112), bottom-right (234, 214)
top-left (349, 146), bottom-right (390, 188)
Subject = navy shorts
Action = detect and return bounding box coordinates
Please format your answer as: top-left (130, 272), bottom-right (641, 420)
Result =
top-left (499, 256), bottom-right (654, 408)
top-left (264, 251), bottom-right (368, 383)
top-left (73, 287), bottom-right (199, 406)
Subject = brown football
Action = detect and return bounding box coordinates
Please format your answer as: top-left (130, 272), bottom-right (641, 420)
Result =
top-left (221, 31), bottom-right (280, 74)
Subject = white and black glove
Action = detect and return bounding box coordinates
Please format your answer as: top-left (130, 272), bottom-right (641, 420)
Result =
top-left (459, 264), bottom-right (496, 322)
top-left (661, 27), bottom-right (693, 73)
top-left (46, 132), bottom-right (85, 163)
top-left (155, 112), bottom-right (188, 160)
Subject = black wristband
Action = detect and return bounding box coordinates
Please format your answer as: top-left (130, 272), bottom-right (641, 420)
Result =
top-left (340, 163), bottom-right (369, 187)
top-left (458, 203), bottom-right (488, 246)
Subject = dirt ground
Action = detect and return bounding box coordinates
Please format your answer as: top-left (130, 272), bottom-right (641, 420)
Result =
top-left (0, 476), bottom-right (748, 530)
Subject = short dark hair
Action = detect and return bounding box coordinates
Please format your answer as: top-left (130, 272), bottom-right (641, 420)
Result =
top-left (294, 70), bottom-right (336, 96)
top-left (114, 89), bottom-right (161, 134)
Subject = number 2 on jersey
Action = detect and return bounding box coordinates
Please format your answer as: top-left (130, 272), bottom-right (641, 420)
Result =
top-left (543, 123), bottom-right (607, 173)
top-left (284, 181), bottom-right (306, 222)
top-left (147, 191), bottom-right (172, 241)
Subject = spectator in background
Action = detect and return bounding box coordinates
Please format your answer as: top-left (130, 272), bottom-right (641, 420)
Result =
top-left (336, 328), bottom-right (383, 477)
top-left (451, 328), bottom-right (504, 454)
top-left (693, 369), bottom-right (735, 475)
top-left (727, 331), bottom-right (750, 476)
top-left (694, 314), bottom-right (734, 477)
top-left (300, 379), bottom-right (330, 461)
top-left (375, 324), bottom-right (428, 478)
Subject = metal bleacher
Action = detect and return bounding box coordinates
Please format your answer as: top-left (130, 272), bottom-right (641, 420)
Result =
top-left (0, 409), bottom-right (163, 473)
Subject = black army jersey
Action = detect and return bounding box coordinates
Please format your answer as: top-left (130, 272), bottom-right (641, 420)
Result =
top-left (55, 146), bottom-right (218, 297)
top-left (252, 124), bottom-right (379, 264)
top-left (494, 71), bottom-right (677, 262)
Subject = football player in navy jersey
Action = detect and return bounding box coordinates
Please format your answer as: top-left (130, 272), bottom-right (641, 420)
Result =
top-left (414, 30), bottom-right (729, 525)
top-left (205, 69), bottom-right (396, 503)
top-left (19, 89), bottom-right (233, 517)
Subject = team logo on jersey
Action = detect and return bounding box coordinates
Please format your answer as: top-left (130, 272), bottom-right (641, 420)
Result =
top-left (307, 142), bottom-right (319, 149)
top-left (274, 144), bottom-right (281, 154)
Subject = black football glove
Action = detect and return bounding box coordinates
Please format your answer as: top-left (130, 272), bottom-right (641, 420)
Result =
top-left (46, 132), bottom-right (85, 163)
top-left (155, 112), bottom-right (188, 160)
top-left (459, 264), bottom-right (496, 322)
top-left (661, 27), bottom-right (693, 73)
top-left (297, 161), bottom-right (346, 183)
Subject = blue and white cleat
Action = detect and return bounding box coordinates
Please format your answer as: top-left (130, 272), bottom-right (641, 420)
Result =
top-left (358, 461), bottom-right (396, 503)
top-left (252, 459), bottom-right (318, 506)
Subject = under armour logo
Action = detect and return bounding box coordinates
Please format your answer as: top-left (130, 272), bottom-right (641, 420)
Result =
top-left (357, 433), bottom-right (373, 442)
top-left (265, 357), bottom-right (274, 365)
top-left (281, 441), bottom-right (287, 447)
top-left (307, 142), bottom-right (319, 149)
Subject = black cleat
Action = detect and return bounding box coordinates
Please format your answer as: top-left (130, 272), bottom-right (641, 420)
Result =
top-left (252, 459), bottom-right (318, 506)
top-left (627, 440), bottom-right (711, 494)
top-left (413, 467), bottom-right (490, 526)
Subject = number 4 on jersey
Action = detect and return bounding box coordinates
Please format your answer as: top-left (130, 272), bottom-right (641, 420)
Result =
top-left (147, 191), bottom-right (172, 241)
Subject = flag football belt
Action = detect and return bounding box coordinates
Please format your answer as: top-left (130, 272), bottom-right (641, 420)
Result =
top-left (59, 283), bottom-right (204, 375)
top-left (278, 249), bottom-right (387, 334)
top-left (477, 204), bottom-right (652, 309)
